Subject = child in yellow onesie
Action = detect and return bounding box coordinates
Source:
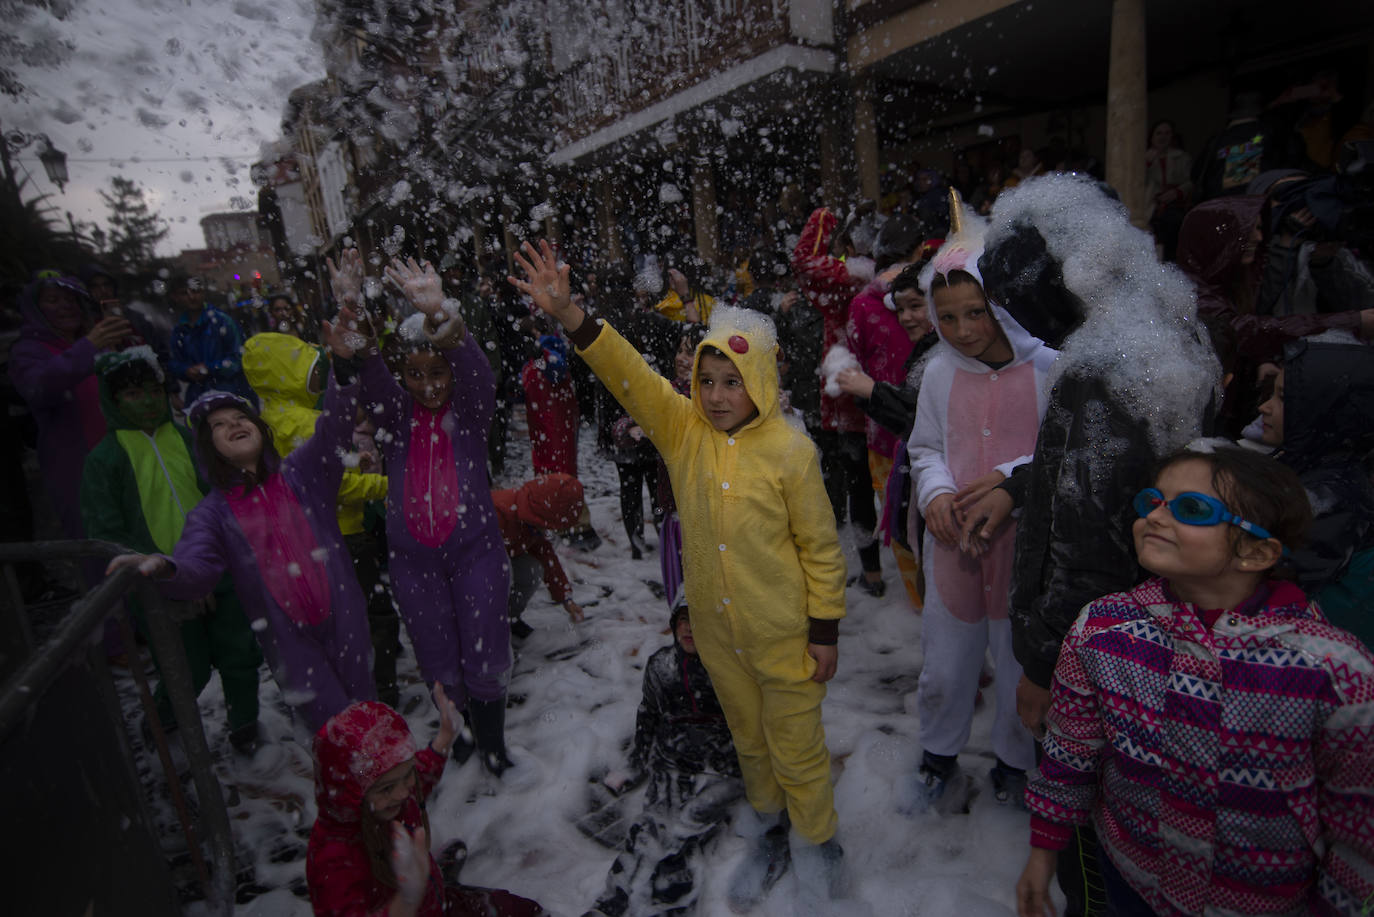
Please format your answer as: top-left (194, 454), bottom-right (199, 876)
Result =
top-left (511, 240), bottom-right (847, 913)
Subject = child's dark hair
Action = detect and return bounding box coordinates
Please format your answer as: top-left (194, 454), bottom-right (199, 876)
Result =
top-left (699, 344), bottom-right (727, 361)
top-left (679, 325), bottom-right (706, 352)
top-left (1155, 446), bottom-right (1312, 559)
top-left (195, 413), bottom-right (279, 493)
top-left (105, 359), bottom-right (162, 396)
top-left (890, 260), bottom-right (930, 299)
top-left (929, 269), bottom-right (984, 294)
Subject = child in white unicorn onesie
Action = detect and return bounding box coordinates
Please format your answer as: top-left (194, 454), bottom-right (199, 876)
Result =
top-left (907, 217), bottom-right (1058, 811)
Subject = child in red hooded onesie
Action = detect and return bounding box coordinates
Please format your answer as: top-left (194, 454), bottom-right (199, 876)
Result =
top-left (306, 691), bottom-right (545, 916)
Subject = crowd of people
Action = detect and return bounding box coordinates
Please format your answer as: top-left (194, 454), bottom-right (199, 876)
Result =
top-left (5, 92), bottom-right (1374, 916)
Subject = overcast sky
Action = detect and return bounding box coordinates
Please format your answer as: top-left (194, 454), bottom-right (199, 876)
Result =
top-left (2, 0), bottom-right (325, 255)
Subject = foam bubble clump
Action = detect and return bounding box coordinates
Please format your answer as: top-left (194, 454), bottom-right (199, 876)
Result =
top-left (706, 304), bottom-right (778, 354)
top-left (397, 311), bottom-right (428, 344)
top-left (820, 344), bottom-right (859, 397)
top-left (986, 173), bottom-right (1219, 449)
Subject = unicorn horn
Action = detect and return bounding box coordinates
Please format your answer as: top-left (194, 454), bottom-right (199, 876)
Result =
top-left (948, 188), bottom-right (965, 236)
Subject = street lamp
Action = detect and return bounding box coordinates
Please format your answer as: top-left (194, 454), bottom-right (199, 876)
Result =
top-left (1, 125), bottom-right (70, 193)
top-left (38, 139), bottom-right (68, 191)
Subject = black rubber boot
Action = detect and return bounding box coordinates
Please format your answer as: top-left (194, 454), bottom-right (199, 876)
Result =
top-left (369, 612), bottom-right (401, 708)
top-left (467, 696), bottom-right (514, 776)
top-left (450, 708), bottom-right (477, 766)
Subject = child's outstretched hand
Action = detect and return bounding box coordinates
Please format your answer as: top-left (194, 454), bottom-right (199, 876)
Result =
top-left (327, 248), bottom-right (364, 307)
top-left (390, 822), bottom-right (430, 905)
top-left (321, 305), bottom-right (373, 360)
top-left (563, 598), bottom-right (585, 622)
top-left (106, 553), bottom-right (170, 578)
top-left (386, 258), bottom-right (445, 318)
top-left (508, 240), bottom-right (583, 328)
top-left (808, 643), bottom-right (838, 683)
top-left (431, 683), bottom-right (461, 755)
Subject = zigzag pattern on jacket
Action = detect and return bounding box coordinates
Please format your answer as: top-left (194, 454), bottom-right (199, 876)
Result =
top-left (1025, 577), bottom-right (1374, 917)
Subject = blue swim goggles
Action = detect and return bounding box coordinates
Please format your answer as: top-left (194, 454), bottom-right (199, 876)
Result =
top-left (1132, 488), bottom-right (1275, 541)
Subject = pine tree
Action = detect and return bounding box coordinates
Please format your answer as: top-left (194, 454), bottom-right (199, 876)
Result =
top-left (100, 175), bottom-right (169, 272)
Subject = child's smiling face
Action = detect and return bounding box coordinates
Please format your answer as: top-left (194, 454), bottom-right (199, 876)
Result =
top-left (207, 407), bottom-right (263, 470)
top-left (697, 352), bottom-right (756, 433)
top-left (364, 758), bottom-right (416, 821)
top-left (403, 350), bottom-right (454, 410)
top-left (1133, 459), bottom-right (1246, 585)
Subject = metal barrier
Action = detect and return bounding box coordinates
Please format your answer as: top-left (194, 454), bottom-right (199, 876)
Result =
top-left (0, 540), bottom-right (236, 916)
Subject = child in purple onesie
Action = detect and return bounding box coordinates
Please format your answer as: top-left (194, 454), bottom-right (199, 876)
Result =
top-left (106, 318), bottom-right (377, 732)
top-left (329, 251), bottom-right (518, 778)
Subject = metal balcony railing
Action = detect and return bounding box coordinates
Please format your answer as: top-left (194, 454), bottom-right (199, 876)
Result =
top-left (0, 541), bottom-right (235, 916)
top-left (551, 0), bottom-right (794, 139)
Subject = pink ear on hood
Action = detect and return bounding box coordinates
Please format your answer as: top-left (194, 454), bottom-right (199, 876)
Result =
top-left (930, 239), bottom-right (985, 288)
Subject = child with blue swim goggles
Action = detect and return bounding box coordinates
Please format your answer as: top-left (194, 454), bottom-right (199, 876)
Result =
top-left (1132, 488), bottom-right (1276, 541)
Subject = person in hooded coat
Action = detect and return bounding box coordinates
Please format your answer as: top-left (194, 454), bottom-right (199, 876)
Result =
top-left (587, 605), bottom-right (744, 917)
top-left (333, 253), bottom-right (518, 777)
top-left (1256, 338), bottom-right (1374, 649)
top-left (1175, 195), bottom-right (1370, 437)
top-left (80, 346), bottom-right (263, 749)
top-left (511, 240), bottom-right (848, 911)
top-left (106, 317), bottom-right (377, 732)
top-left (957, 175), bottom-right (1218, 915)
top-left (835, 261), bottom-right (942, 608)
top-left (906, 231), bottom-right (1057, 808)
top-left (8, 273), bottom-right (133, 543)
top-left (242, 331), bottom-right (400, 706)
top-left (307, 698), bottom-right (544, 917)
top-left (791, 207), bottom-right (884, 596)
top-left (522, 333), bottom-right (579, 477)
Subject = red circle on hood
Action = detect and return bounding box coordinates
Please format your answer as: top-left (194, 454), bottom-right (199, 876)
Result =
top-left (728, 335), bottom-right (749, 354)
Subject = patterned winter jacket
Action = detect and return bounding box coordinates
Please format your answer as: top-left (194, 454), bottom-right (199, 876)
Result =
top-left (1026, 577), bottom-right (1374, 916)
top-left (628, 642), bottom-right (739, 781)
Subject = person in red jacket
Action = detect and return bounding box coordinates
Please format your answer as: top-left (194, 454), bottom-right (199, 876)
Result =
top-left (792, 206), bottom-right (885, 596)
top-left (306, 695), bottom-right (545, 917)
top-left (491, 473), bottom-right (586, 638)
top-left (521, 333), bottom-right (579, 477)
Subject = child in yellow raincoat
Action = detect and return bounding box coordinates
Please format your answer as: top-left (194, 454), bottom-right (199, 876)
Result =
top-left (511, 241), bottom-right (848, 913)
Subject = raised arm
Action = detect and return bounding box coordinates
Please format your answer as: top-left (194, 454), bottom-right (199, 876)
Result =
top-left (510, 240), bottom-right (692, 455)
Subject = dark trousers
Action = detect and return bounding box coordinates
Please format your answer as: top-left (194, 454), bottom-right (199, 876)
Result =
top-left (140, 578), bottom-right (262, 732)
top-left (1097, 849), bottom-right (1154, 915)
top-left (506, 553), bottom-right (542, 621)
top-left (811, 428), bottom-right (879, 572)
top-left (344, 531), bottom-right (399, 703)
top-left (615, 458), bottom-right (661, 541)
top-left (1058, 824), bottom-right (1107, 917)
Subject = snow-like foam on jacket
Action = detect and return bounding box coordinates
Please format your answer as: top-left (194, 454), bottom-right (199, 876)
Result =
top-left (984, 174), bottom-right (1218, 449)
